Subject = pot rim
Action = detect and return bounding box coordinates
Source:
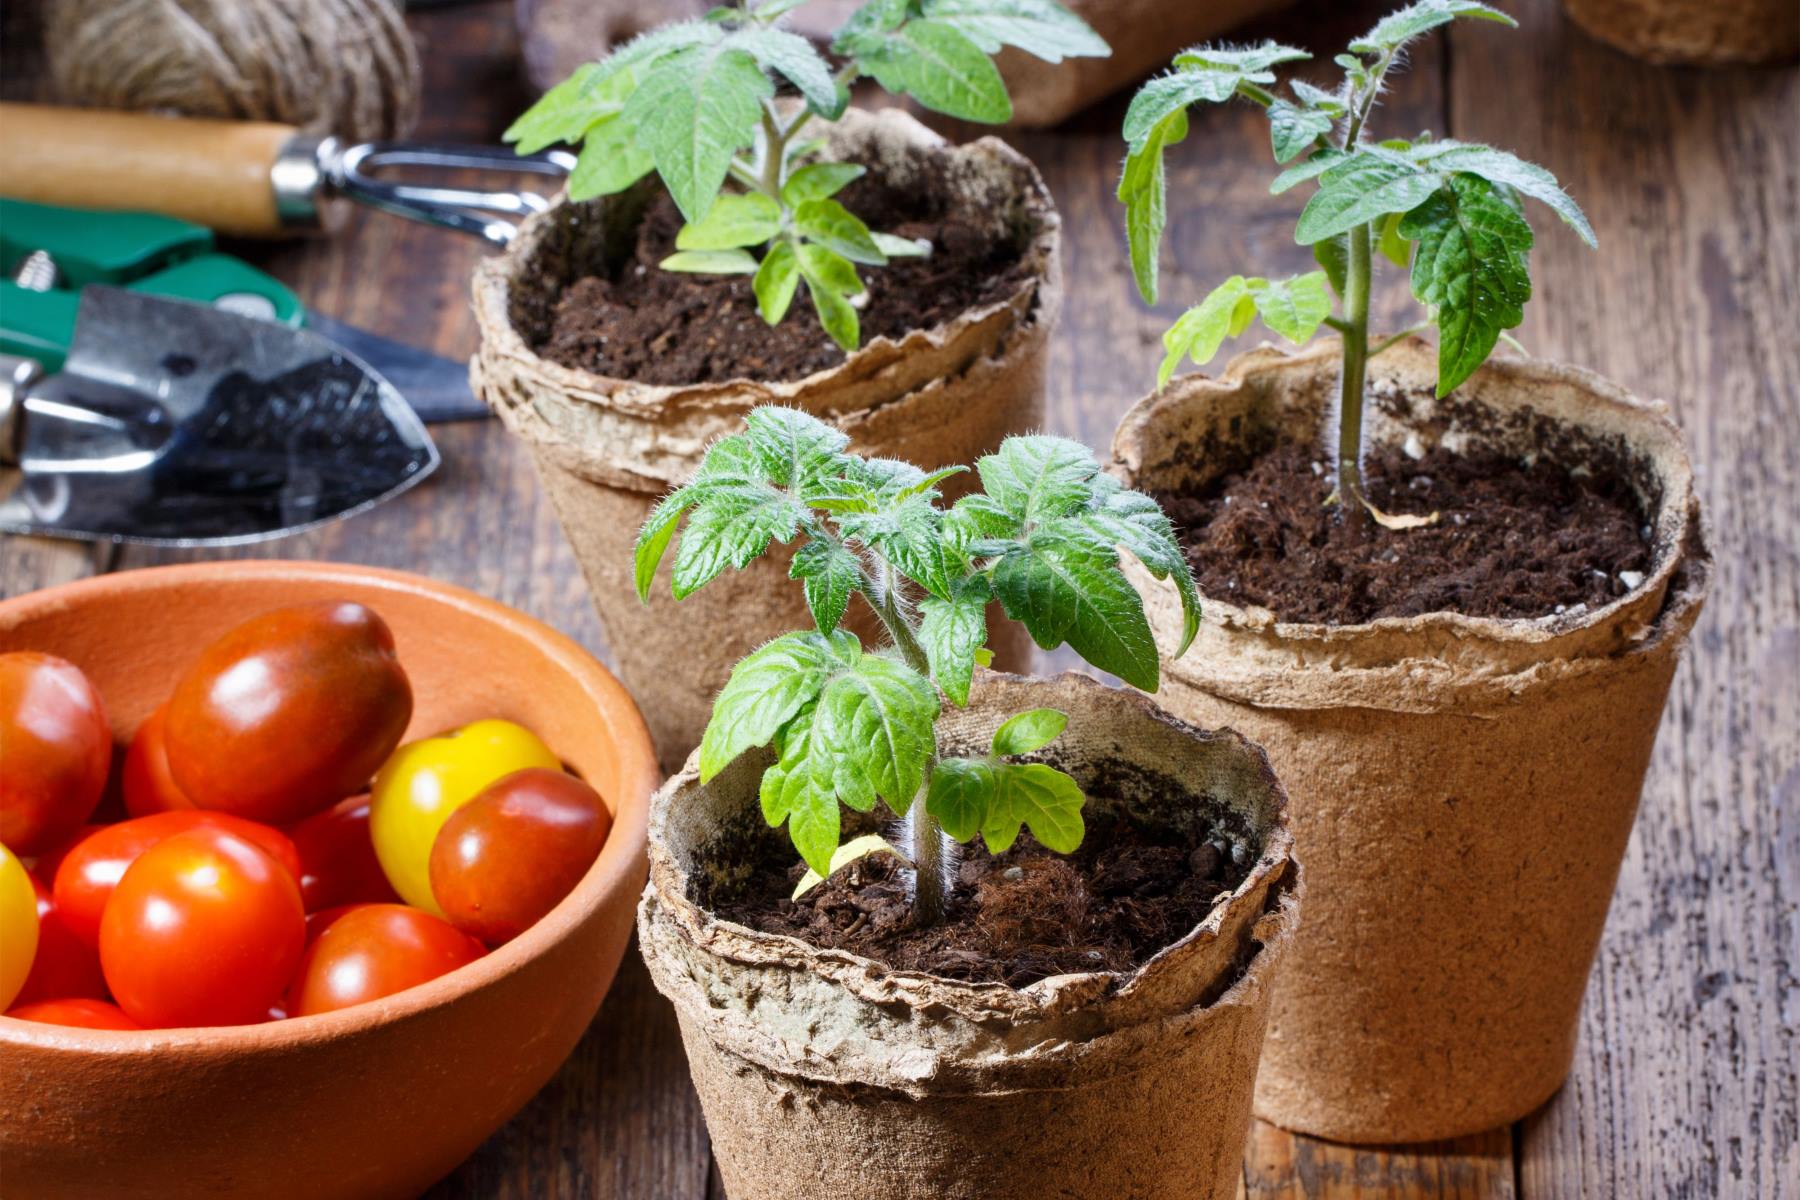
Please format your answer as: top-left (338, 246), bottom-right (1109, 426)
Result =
top-left (643, 671), bottom-right (1295, 1008)
top-left (470, 106), bottom-right (1062, 412)
top-left (0, 559), bottom-right (660, 1056)
top-left (1109, 336), bottom-right (1701, 646)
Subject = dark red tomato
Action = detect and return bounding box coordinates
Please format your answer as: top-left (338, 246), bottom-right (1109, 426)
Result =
top-left (429, 768), bottom-right (612, 945)
top-left (53, 811), bottom-right (301, 948)
top-left (287, 904), bottom-right (483, 1017)
top-left (29, 823), bottom-right (101, 886)
top-left (164, 602), bottom-right (412, 824)
top-left (14, 874), bottom-right (107, 1005)
top-left (121, 705), bottom-right (195, 818)
top-left (7, 997), bottom-right (142, 1030)
top-left (0, 653), bottom-right (111, 854)
top-left (101, 829), bottom-right (305, 1028)
top-left (287, 794), bottom-right (399, 912)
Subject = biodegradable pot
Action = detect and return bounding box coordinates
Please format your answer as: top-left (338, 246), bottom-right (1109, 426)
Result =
top-left (1110, 339), bottom-right (1711, 1143)
top-left (0, 561), bottom-right (660, 1200)
top-left (1563, 0), bottom-right (1799, 65)
top-left (474, 107), bottom-right (1061, 773)
top-left (639, 673), bottom-right (1299, 1200)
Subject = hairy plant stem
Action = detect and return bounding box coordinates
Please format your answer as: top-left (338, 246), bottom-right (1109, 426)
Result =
top-left (1338, 220), bottom-right (1374, 535)
top-left (867, 561), bottom-right (949, 927)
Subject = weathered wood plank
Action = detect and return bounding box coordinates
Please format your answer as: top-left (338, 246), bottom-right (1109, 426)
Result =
top-left (1244, 1122), bottom-right (1516, 1200)
top-left (1449, 4), bottom-right (1800, 1199)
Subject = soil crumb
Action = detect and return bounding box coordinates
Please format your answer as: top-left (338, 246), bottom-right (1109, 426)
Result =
top-left (1158, 440), bottom-right (1651, 624)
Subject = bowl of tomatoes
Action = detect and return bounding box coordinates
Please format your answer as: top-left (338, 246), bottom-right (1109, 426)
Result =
top-left (0, 561), bottom-right (658, 1200)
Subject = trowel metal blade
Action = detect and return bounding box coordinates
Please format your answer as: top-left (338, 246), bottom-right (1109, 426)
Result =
top-left (0, 287), bottom-right (438, 546)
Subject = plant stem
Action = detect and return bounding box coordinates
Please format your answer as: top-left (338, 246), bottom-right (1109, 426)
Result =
top-left (1337, 221), bottom-right (1373, 529)
top-left (757, 102), bottom-right (787, 200)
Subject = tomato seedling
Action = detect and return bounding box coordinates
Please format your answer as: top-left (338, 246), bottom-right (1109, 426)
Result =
top-left (1118, 0), bottom-right (1596, 528)
top-left (636, 407), bottom-right (1199, 924)
top-left (507, 0), bottom-right (1109, 352)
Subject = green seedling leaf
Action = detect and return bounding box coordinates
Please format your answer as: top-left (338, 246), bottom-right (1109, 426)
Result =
top-left (1253, 271), bottom-right (1333, 343)
top-left (832, 0), bottom-right (913, 55)
top-left (790, 537), bottom-right (864, 634)
top-left (754, 240), bottom-right (801, 323)
top-left (633, 487), bottom-right (695, 600)
top-left (677, 192), bottom-right (783, 249)
top-left (985, 762), bottom-right (1084, 853)
top-left (1079, 473), bottom-right (1201, 653)
top-left (836, 492), bottom-right (956, 599)
top-left (797, 243), bottom-right (865, 297)
top-left (1294, 152), bottom-right (1440, 245)
top-left (991, 707), bottom-right (1067, 756)
top-left (755, 0), bottom-right (812, 16)
top-left (918, 575), bottom-right (990, 705)
top-left (1170, 40), bottom-right (1311, 76)
top-left (1290, 79), bottom-right (1345, 114)
top-left (791, 834), bottom-right (910, 900)
top-left (992, 526), bottom-right (1160, 690)
top-left (1158, 275), bottom-right (1252, 387)
top-left (855, 19), bottom-right (1012, 123)
top-left (921, 0), bottom-right (1110, 62)
top-left (625, 45), bottom-right (771, 222)
top-left (672, 481), bottom-right (804, 596)
top-left (1268, 99), bottom-right (1334, 164)
top-left (660, 249), bottom-right (761, 273)
top-left (815, 653), bottom-right (940, 815)
top-left (1312, 233), bottom-right (1349, 296)
top-left (782, 162), bottom-right (867, 206)
top-left (568, 114), bottom-right (655, 201)
top-left (505, 23), bottom-right (719, 152)
top-left (1350, 1), bottom-right (1515, 55)
top-left (746, 405), bottom-right (851, 488)
top-left (1378, 210), bottom-right (1411, 267)
top-left (802, 262), bottom-right (861, 350)
top-left (730, 25), bottom-right (844, 117)
top-left (1407, 140), bottom-right (1596, 247)
top-left (700, 628), bottom-right (858, 782)
top-left (925, 756), bottom-right (999, 843)
top-left (1119, 108), bottom-right (1187, 302)
top-left (872, 232), bottom-right (930, 257)
top-left (1270, 147), bottom-right (1347, 195)
top-left (757, 706), bottom-right (841, 876)
top-left (1400, 172), bottom-right (1533, 396)
top-left (795, 198), bottom-right (887, 264)
top-left (975, 435), bottom-right (1101, 522)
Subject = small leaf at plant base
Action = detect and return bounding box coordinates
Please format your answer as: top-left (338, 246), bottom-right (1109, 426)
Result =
top-left (795, 198), bottom-right (887, 265)
top-left (569, 114), bottom-right (655, 201)
top-left (754, 241), bottom-right (801, 324)
top-left (983, 762), bottom-right (1085, 854)
top-left (700, 629), bottom-right (858, 782)
top-left (871, 232), bottom-right (930, 258)
top-left (797, 243), bottom-right (865, 298)
top-left (991, 526), bottom-right (1160, 691)
top-left (803, 268), bottom-right (861, 351)
top-left (677, 192), bottom-right (783, 250)
top-left (661, 249), bottom-right (761, 274)
top-left (815, 654), bottom-right (940, 815)
top-left (791, 834), bottom-right (910, 900)
top-left (991, 707), bottom-right (1068, 756)
top-left (925, 756), bottom-right (999, 844)
top-left (1253, 272), bottom-right (1333, 344)
top-left (919, 575), bottom-right (990, 706)
top-left (1158, 275), bottom-right (1251, 388)
top-left (1400, 173), bottom-right (1533, 396)
top-left (1312, 233), bottom-right (1349, 297)
top-left (1350, 1), bottom-right (1515, 56)
top-left (790, 537), bottom-right (863, 635)
top-left (1268, 99), bottom-right (1334, 164)
top-left (782, 162), bottom-right (866, 206)
top-left (854, 20), bottom-right (1012, 124)
top-left (625, 45), bottom-right (771, 222)
top-left (1377, 211), bottom-right (1411, 268)
top-left (921, 0), bottom-right (1111, 63)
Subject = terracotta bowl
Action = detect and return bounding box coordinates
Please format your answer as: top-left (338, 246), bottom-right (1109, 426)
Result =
top-left (0, 561), bottom-right (659, 1200)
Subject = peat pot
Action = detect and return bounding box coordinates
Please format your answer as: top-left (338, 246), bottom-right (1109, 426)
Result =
top-left (474, 107), bottom-right (1061, 773)
top-left (639, 673), bottom-right (1299, 1200)
top-left (1110, 339), bottom-right (1710, 1142)
top-left (1562, 0), bottom-right (1799, 65)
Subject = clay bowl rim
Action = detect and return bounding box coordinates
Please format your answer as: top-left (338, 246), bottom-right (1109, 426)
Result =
top-left (0, 559), bottom-right (660, 1053)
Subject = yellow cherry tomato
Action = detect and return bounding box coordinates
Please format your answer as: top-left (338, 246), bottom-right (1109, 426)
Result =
top-left (0, 844), bottom-right (41, 1010)
top-left (369, 720), bottom-right (561, 913)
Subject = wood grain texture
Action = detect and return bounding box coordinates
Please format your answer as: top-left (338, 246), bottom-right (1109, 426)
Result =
top-left (0, 1), bottom-right (1792, 1197)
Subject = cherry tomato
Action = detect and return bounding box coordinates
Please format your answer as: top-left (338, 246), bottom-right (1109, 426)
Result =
top-left (121, 705), bottom-right (195, 818)
top-left (53, 811), bottom-right (301, 948)
top-left (14, 874), bottom-right (106, 1005)
top-left (288, 794), bottom-right (399, 912)
top-left (287, 903), bottom-right (483, 1017)
top-left (28, 823), bottom-right (101, 886)
top-left (370, 720), bottom-right (560, 913)
top-left (101, 828), bottom-right (305, 1027)
top-left (0, 845), bottom-right (39, 1010)
top-left (303, 904), bottom-right (358, 947)
top-left (0, 653), bottom-right (111, 854)
top-left (164, 601), bottom-right (412, 824)
top-left (430, 768), bottom-right (612, 945)
top-left (7, 997), bottom-right (141, 1030)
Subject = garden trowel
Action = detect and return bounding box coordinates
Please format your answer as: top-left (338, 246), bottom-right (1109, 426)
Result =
top-left (0, 286), bottom-right (438, 545)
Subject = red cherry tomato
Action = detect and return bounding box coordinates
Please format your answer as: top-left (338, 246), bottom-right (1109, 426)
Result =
top-left (163, 601), bottom-right (412, 824)
top-left (101, 828), bottom-right (305, 1028)
top-left (303, 904), bottom-right (359, 947)
top-left (14, 874), bottom-right (107, 1005)
top-left (287, 794), bottom-right (399, 912)
top-left (53, 811), bottom-right (301, 948)
top-left (121, 705), bottom-right (195, 818)
top-left (7, 997), bottom-right (142, 1030)
top-left (429, 768), bottom-right (612, 945)
top-left (29, 823), bottom-right (101, 886)
top-left (287, 904), bottom-right (483, 1017)
top-left (0, 652), bottom-right (111, 854)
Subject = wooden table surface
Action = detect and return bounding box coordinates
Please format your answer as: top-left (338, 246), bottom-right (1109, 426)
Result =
top-left (3, 1), bottom-right (1794, 1196)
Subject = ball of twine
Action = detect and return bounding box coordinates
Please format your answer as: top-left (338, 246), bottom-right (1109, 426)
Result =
top-left (45, 0), bottom-right (421, 143)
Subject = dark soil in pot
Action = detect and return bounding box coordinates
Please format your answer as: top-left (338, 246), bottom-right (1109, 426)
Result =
top-left (700, 775), bottom-right (1260, 989)
top-left (519, 162), bottom-right (1035, 386)
top-left (1156, 438), bottom-right (1652, 625)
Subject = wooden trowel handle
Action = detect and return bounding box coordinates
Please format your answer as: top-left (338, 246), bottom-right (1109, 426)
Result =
top-left (0, 104), bottom-right (312, 238)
